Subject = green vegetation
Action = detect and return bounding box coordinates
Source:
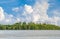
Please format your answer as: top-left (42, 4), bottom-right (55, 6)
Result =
top-left (0, 22), bottom-right (60, 30)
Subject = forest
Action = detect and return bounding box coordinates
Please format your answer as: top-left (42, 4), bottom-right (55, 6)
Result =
top-left (0, 22), bottom-right (60, 30)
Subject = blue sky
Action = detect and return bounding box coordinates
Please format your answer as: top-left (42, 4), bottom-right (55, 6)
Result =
top-left (0, 0), bottom-right (36, 18)
top-left (0, 0), bottom-right (60, 26)
top-left (48, 0), bottom-right (60, 17)
top-left (0, 0), bottom-right (35, 14)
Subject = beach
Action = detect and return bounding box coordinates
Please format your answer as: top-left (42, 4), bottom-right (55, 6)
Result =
top-left (0, 30), bottom-right (60, 39)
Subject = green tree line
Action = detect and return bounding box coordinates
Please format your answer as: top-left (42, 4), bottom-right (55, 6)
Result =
top-left (0, 22), bottom-right (60, 30)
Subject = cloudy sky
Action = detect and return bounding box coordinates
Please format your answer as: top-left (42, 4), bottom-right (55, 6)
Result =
top-left (0, 0), bottom-right (60, 25)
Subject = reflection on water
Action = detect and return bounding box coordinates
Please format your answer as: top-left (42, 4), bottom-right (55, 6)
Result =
top-left (0, 30), bottom-right (60, 39)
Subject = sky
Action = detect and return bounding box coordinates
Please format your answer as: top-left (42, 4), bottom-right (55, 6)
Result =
top-left (0, 0), bottom-right (60, 26)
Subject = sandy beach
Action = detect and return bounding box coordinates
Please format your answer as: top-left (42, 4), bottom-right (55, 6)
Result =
top-left (0, 30), bottom-right (60, 39)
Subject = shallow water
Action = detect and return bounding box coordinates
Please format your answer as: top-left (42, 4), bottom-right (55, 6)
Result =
top-left (0, 30), bottom-right (60, 39)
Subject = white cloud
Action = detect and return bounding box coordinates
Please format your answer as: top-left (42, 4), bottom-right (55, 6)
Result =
top-left (21, 0), bottom-right (60, 26)
top-left (32, 1), bottom-right (49, 22)
top-left (21, 4), bottom-right (33, 22)
top-left (0, 7), bottom-right (5, 21)
top-left (24, 4), bottom-right (33, 14)
top-left (9, 14), bottom-right (13, 18)
top-left (16, 18), bottom-right (21, 22)
top-left (20, 0), bottom-right (49, 23)
top-left (11, 0), bottom-right (50, 24)
top-left (0, 7), bottom-right (22, 24)
top-left (47, 9), bottom-right (60, 25)
top-left (0, 7), bottom-right (16, 24)
top-left (0, 0), bottom-right (60, 26)
top-left (5, 14), bottom-right (13, 23)
top-left (53, 16), bottom-right (60, 25)
top-left (12, 7), bottom-right (20, 12)
top-left (12, 6), bottom-right (24, 13)
top-left (53, 10), bottom-right (60, 17)
top-left (32, 14), bottom-right (40, 22)
top-left (22, 0), bottom-right (49, 23)
top-left (5, 19), bottom-right (10, 23)
top-left (46, 16), bottom-right (60, 25)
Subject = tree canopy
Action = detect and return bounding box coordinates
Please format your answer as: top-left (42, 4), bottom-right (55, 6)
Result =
top-left (0, 22), bottom-right (60, 30)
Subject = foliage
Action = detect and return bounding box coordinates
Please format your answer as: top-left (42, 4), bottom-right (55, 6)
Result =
top-left (0, 22), bottom-right (60, 30)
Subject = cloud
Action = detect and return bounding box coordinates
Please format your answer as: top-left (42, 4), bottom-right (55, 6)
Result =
top-left (21, 4), bottom-right (33, 22)
top-left (46, 8), bottom-right (60, 25)
top-left (5, 19), bottom-right (10, 23)
top-left (21, 0), bottom-right (49, 23)
top-left (0, 7), bottom-right (5, 21)
top-left (46, 16), bottom-right (60, 25)
top-left (50, 9), bottom-right (60, 25)
top-left (0, 0), bottom-right (60, 26)
top-left (16, 18), bottom-right (21, 22)
top-left (32, 14), bottom-right (40, 22)
top-left (0, 7), bottom-right (23, 24)
top-left (0, 7), bottom-right (16, 24)
top-left (21, 0), bottom-right (60, 26)
top-left (32, 1), bottom-right (49, 22)
top-left (53, 9), bottom-right (60, 17)
top-left (11, 0), bottom-right (50, 23)
top-left (24, 4), bottom-right (33, 14)
top-left (5, 14), bottom-right (14, 23)
top-left (12, 7), bottom-right (20, 12)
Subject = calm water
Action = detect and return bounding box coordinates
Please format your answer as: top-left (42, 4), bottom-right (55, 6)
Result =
top-left (0, 30), bottom-right (60, 39)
